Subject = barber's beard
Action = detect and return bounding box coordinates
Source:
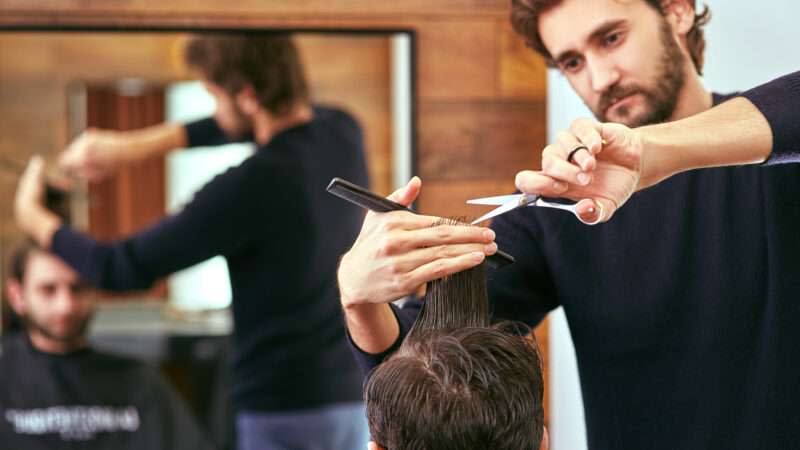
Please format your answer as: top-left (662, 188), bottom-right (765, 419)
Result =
top-left (22, 313), bottom-right (92, 346)
top-left (595, 21), bottom-right (687, 127)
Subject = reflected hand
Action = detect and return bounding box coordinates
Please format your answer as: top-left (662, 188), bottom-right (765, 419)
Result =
top-left (59, 128), bottom-right (129, 182)
top-left (15, 156), bottom-right (61, 246)
top-left (515, 118), bottom-right (643, 224)
top-left (337, 177), bottom-right (497, 308)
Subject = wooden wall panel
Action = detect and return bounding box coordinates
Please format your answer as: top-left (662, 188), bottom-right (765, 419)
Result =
top-left (499, 21), bottom-right (550, 99)
top-left (416, 20), bottom-right (498, 101)
top-left (418, 100), bottom-right (546, 181)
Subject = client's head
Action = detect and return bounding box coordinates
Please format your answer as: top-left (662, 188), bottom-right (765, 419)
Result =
top-left (5, 239), bottom-right (94, 354)
top-left (364, 221), bottom-right (547, 450)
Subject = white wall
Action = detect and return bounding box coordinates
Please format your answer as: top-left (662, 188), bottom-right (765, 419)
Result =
top-left (548, 2), bottom-right (800, 448)
top-left (165, 81), bottom-right (254, 311)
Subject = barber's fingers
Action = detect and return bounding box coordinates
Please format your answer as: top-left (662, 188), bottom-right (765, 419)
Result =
top-left (389, 242), bottom-right (497, 275)
top-left (397, 251), bottom-right (488, 293)
top-left (556, 130), bottom-right (596, 172)
top-left (569, 118), bottom-right (604, 155)
top-left (515, 170), bottom-right (569, 196)
top-left (377, 225), bottom-right (495, 257)
top-left (542, 149), bottom-right (592, 187)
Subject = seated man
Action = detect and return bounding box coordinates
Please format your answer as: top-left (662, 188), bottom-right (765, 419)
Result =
top-left (362, 224), bottom-right (548, 450)
top-left (1, 239), bottom-right (214, 450)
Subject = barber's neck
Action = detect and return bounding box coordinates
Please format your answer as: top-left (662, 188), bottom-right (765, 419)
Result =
top-left (669, 67), bottom-right (713, 122)
top-left (28, 330), bottom-right (88, 355)
top-left (252, 103), bottom-right (313, 146)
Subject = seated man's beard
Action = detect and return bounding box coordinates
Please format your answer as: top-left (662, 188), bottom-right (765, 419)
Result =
top-left (23, 313), bottom-right (92, 344)
top-left (594, 21), bottom-right (686, 127)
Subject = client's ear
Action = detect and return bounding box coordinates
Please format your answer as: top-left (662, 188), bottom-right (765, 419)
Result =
top-left (368, 441), bottom-right (385, 450)
top-left (540, 426), bottom-right (550, 450)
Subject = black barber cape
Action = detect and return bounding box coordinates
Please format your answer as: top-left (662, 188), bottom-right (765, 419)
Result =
top-left (0, 333), bottom-right (213, 450)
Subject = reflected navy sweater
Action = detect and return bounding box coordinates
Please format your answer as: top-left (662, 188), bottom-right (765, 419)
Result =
top-left (53, 106), bottom-right (369, 412)
top-left (353, 71), bottom-right (800, 449)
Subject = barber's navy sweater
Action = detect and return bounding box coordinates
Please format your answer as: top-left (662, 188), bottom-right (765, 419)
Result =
top-left (354, 71), bottom-right (800, 450)
top-left (53, 106), bottom-right (369, 412)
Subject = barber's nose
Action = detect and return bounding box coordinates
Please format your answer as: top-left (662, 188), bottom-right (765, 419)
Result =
top-left (587, 56), bottom-right (620, 93)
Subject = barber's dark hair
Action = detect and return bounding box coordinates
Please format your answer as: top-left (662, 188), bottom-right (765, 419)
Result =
top-left (184, 33), bottom-right (310, 115)
top-left (364, 220), bottom-right (545, 450)
top-left (510, 0), bottom-right (711, 74)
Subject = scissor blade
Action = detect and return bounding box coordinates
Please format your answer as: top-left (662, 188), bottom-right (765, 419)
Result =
top-left (467, 194), bottom-right (522, 206)
top-left (470, 199), bottom-right (521, 225)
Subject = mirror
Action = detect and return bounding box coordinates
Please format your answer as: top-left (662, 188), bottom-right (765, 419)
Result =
top-left (0, 30), bottom-right (414, 315)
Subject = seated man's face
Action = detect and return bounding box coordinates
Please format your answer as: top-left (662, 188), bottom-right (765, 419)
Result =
top-left (7, 250), bottom-right (94, 352)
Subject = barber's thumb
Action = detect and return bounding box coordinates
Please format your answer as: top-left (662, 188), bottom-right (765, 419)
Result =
top-left (599, 122), bottom-right (633, 148)
top-left (24, 155), bottom-right (46, 179)
top-left (388, 176), bottom-right (422, 206)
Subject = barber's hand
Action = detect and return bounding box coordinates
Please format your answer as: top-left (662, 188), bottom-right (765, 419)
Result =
top-left (59, 128), bottom-right (129, 182)
top-left (516, 118), bottom-right (643, 224)
top-left (338, 177), bottom-right (498, 309)
top-left (15, 156), bottom-right (61, 246)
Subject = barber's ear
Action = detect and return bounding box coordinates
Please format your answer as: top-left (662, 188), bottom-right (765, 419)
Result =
top-left (235, 85), bottom-right (260, 116)
top-left (660, 0), bottom-right (695, 35)
top-left (5, 279), bottom-right (26, 316)
top-left (368, 441), bottom-right (385, 450)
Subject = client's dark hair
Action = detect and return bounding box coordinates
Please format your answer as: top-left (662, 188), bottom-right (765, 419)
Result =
top-left (364, 220), bottom-right (545, 450)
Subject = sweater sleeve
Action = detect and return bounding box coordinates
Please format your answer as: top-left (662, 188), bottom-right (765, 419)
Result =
top-left (51, 160), bottom-right (276, 291)
top-left (184, 118), bottom-right (229, 148)
top-left (742, 71), bottom-right (800, 165)
top-left (347, 300), bottom-right (421, 376)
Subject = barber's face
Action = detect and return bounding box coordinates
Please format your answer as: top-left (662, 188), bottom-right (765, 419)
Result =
top-left (10, 251), bottom-right (94, 349)
top-left (203, 80), bottom-right (253, 140)
top-left (539, 0), bottom-right (687, 127)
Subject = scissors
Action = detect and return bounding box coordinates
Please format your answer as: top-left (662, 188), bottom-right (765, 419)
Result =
top-left (468, 193), bottom-right (600, 225)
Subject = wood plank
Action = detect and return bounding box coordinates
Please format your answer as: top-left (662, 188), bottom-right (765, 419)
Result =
top-left (416, 20), bottom-right (498, 101)
top-left (417, 99), bottom-right (546, 182)
top-left (416, 178), bottom-right (518, 220)
top-left (498, 19), bottom-right (549, 99)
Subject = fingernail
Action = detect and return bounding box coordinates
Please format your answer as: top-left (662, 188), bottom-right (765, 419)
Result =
top-left (473, 252), bottom-right (486, 262)
top-left (485, 243), bottom-right (497, 253)
top-left (577, 173), bottom-right (590, 185)
top-left (483, 229), bottom-right (495, 241)
top-left (588, 207), bottom-right (595, 213)
top-left (553, 181), bottom-right (567, 191)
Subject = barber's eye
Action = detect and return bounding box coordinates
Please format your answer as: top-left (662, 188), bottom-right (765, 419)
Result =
top-left (40, 285), bottom-right (57, 297)
top-left (604, 32), bottom-right (623, 47)
top-left (561, 57), bottom-right (583, 73)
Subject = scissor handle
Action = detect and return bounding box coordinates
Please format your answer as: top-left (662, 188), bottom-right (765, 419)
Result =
top-left (326, 178), bottom-right (514, 269)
